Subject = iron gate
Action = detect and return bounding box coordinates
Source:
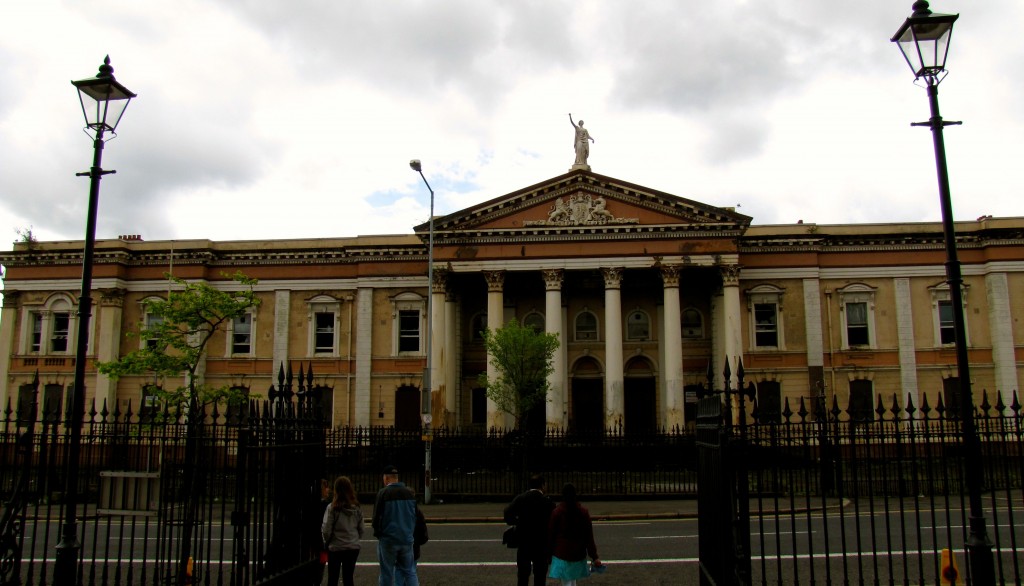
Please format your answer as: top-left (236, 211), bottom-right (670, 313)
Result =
top-left (696, 360), bottom-right (753, 586)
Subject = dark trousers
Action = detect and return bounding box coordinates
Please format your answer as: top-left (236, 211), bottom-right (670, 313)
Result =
top-left (516, 546), bottom-right (549, 586)
top-left (326, 548), bottom-right (360, 586)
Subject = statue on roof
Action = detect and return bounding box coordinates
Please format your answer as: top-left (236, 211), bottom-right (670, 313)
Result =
top-left (569, 113), bottom-right (595, 168)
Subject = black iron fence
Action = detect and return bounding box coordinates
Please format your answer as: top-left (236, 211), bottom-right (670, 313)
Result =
top-left (2, 387), bottom-right (1022, 585)
top-left (699, 387), bottom-right (1023, 586)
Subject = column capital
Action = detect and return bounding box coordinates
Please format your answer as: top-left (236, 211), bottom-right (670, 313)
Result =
top-left (659, 265), bottom-right (681, 288)
top-left (431, 268), bottom-right (449, 295)
top-left (602, 267), bottom-right (623, 289)
top-left (483, 270), bottom-right (505, 292)
top-left (541, 268), bottom-right (564, 291)
top-left (719, 264), bottom-right (741, 287)
top-left (98, 287), bottom-right (127, 308)
top-left (1, 290), bottom-right (20, 308)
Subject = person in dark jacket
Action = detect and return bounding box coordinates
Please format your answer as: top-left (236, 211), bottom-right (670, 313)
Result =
top-left (547, 483), bottom-right (602, 585)
top-left (504, 475), bottom-right (555, 586)
top-left (371, 465), bottom-right (420, 585)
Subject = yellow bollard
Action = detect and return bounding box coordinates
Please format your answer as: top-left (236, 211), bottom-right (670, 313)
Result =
top-left (939, 548), bottom-right (963, 586)
top-left (186, 556), bottom-right (194, 584)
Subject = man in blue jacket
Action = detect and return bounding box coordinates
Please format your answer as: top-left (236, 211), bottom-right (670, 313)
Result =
top-left (372, 465), bottom-right (419, 585)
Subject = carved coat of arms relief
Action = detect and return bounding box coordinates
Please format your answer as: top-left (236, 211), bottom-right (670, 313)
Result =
top-left (523, 193), bottom-right (638, 227)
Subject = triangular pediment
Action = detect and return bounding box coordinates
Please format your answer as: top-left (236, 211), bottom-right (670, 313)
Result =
top-left (415, 170), bottom-right (750, 244)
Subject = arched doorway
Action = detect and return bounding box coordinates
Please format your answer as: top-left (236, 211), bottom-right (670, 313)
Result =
top-left (624, 356), bottom-right (657, 434)
top-left (394, 385), bottom-right (421, 431)
top-left (571, 357), bottom-right (604, 433)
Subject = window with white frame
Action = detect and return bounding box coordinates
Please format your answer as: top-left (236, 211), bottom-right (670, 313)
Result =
top-left (574, 310), bottom-right (598, 341)
top-left (928, 282), bottom-right (968, 347)
top-left (681, 308), bottom-right (704, 339)
top-left (746, 285), bottom-right (785, 349)
top-left (838, 283), bottom-right (877, 350)
top-left (307, 295), bottom-right (342, 356)
top-left (398, 310), bottom-right (420, 352)
top-left (50, 312), bottom-right (70, 352)
top-left (30, 311), bottom-right (43, 353)
top-left (390, 292), bottom-right (425, 356)
top-left (21, 295), bottom-right (78, 356)
top-left (143, 311), bottom-right (164, 350)
top-left (230, 312), bottom-right (254, 355)
top-left (626, 309), bottom-right (650, 341)
top-left (314, 311), bottom-right (335, 353)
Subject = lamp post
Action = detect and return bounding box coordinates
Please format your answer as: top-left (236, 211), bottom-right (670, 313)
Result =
top-left (409, 159), bottom-right (434, 504)
top-left (891, 3), bottom-right (995, 583)
top-left (54, 56), bottom-right (136, 586)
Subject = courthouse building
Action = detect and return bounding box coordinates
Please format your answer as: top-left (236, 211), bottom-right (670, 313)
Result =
top-left (1, 168), bottom-right (1022, 432)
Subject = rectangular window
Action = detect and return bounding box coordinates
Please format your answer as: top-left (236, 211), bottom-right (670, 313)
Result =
top-left (398, 310), bottom-right (420, 353)
top-left (314, 312), bottom-right (335, 353)
top-left (51, 312), bottom-right (70, 353)
top-left (753, 303), bottom-right (778, 347)
top-left (144, 313), bottom-right (164, 349)
top-left (846, 302), bottom-right (869, 346)
top-left (938, 300), bottom-right (956, 345)
top-left (232, 313), bottom-right (252, 354)
top-left (30, 312), bottom-right (43, 353)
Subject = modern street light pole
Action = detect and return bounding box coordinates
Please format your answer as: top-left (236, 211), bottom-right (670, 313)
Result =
top-left (54, 56), bottom-right (136, 586)
top-left (891, 3), bottom-right (994, 583)
top-left (409, 159), bottom-right (434, 504)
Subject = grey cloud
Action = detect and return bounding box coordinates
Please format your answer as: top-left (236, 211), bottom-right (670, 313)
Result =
top-left (229, 1), bottom-right (504, 99)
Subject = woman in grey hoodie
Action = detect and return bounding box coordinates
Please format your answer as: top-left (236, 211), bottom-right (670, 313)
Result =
top-left (322, 476), bottom-right (364, 586)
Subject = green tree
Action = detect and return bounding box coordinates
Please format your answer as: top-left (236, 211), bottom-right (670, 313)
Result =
top-left (479, 319), bottom-right (559, 430)
top-left (98, 271), bottom-right (259, 415)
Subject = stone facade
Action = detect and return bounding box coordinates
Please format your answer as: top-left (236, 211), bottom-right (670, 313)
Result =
top-left (1, 169), bottom-right (1022, 431)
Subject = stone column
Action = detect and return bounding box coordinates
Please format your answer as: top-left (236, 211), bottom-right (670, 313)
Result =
top-left (985, 272), bottom-right (1018, 406)
top-left (354, 288), bottom-right (373, 427)
top-left (444, 287), bottom-right (458, 428)
top-left (720, 265), bottom-right (742, 422)
top-left (430, 270), bottom-right (448, 428)
top-left (660, 265), bottom-right (684, 429)
top-left (0, 291), bottom-right (20, 408)
top-left (603, 267), bottom-right (624, 429)
top-left (543, 269), bottom-right (566, 428)
top-left (93, 288), bottom-right (126, 410)
top-left (484, 271), bottom-right (507, 428)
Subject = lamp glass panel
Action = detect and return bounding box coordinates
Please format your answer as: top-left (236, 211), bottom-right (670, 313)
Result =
top-left (75, 83), bottom-right (132, 132)
top-left (913, 22), bottom-right (953, 70)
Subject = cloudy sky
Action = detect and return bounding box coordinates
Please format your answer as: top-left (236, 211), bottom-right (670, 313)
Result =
top-left (1, 0), bottom-right (1022, 248)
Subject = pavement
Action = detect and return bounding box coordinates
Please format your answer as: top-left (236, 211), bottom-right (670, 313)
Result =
top-left (414, 499), bottom-right (698, 523)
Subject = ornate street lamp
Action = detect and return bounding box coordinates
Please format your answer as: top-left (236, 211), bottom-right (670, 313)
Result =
top-left (55, 56), bottom-right (136, 586)
top-left (891, 4), bottom-right (995, 583)
top-left (409, 159), bottom-right (434, 504)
